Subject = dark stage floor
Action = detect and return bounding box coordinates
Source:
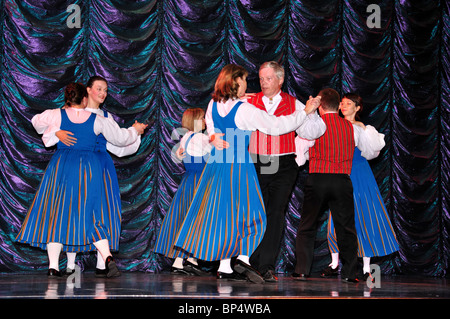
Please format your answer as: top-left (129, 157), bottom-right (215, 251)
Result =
top-left (0, 271), bottom-right (448, 300)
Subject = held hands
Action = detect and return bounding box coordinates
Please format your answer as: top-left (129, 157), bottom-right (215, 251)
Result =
top-left (132, 121), bottom-right (148, 135)
top-left (56, 130), bottom-right (77, 146)
top-left (304, 95), bottom-right (321, 115)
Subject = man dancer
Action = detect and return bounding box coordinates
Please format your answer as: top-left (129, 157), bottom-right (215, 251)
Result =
top-left (294, 88), bottom-right (359, 283)
top-left (248, 61), bottom-right (325, 282)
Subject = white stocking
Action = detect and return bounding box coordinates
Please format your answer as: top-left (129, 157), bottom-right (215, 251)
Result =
top-left (218, 258), bottom-right (233, 274)
top-left (330, 252), bottom-right (339, 269)
top-left (96, 250), bottom-right (106, 270)
top-left (363, 257), bottom-right (371, 274)
top-left (66, 252), bottom-right (77, 269)
top-left (47, 242), bottom-right (63, 271)
top-left (93, 239), bottom-right (111, 262)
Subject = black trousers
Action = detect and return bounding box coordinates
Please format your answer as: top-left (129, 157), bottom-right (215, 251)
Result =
top-left (250, 154), bottom-right (299, 273)
top-left (295, 173), bottom-right (358, 279)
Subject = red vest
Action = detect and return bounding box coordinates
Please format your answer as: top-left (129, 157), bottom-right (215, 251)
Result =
top-left (309, 113), bottom-right (355, 174)
top-left (248, 92), bottom-right (296, 155)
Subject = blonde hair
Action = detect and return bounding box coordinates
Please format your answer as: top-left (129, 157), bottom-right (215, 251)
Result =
top-left (181, 107), bottom-right (205, 132)
top-left (212, 64), bottom-right (248, 102)
top-left (260, 61), bottom-right (284, 80)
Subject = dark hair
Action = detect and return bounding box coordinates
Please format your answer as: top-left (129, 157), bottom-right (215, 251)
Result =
top-left (318, 88), bottom-right (340, 111)
top-left (343, 93), bottom-right (363, 120)
top-left (212, 64), bottom-right (248, 102)
top-left (64, 83), bottom-right (87, 107)
top-left (86, 75), bottom-right (107, 88)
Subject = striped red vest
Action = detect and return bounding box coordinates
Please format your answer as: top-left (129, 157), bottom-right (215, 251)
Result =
top-left (248, 92), bottom-right (296, 155)
top-left (309, 113), bottom-right (355, 174)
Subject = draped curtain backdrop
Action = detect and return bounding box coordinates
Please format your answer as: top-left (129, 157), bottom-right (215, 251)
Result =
top-left (0, 0), bottom-right (448, 276)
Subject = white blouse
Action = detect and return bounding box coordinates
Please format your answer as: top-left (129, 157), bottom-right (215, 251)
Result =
top-left (31, 108), bottom-right (139, 153)
top-left (294, 119), bottom-right (386, 166)
top-left (205, 97), bottom-right (324, 139)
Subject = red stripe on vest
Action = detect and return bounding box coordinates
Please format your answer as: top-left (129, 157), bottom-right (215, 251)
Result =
top-left (309, 113), bottom-right (355, 174)
top-left (248, 92), bottom-right (296, 155)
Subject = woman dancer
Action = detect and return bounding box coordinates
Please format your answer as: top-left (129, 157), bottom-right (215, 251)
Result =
top-left (155, 108), bottom-right (212, 276)
top-left (321, 93), bottom-right (399, 280)
top-left (16, 83), bottom-right (147, 278)
top-left (60, 76), bottom-right (142, 277)
top-left (174, 64), bottom-right (320, 283)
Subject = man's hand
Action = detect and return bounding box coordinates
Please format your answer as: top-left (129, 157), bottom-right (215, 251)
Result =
top-left (304, 95), bottom-right (321, 115)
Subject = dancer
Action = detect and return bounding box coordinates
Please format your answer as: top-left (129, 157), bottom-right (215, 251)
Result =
top-left (59, 76), bottom-right (142, 277)
top-left (16, 83), bottom-right (147, 278)
top-left (248, 61), bottom-right (326, 282)
top-left (155, 108), bottom-right (212, 276)
top-left (294, 88), bottom-right (359, 283)
top-left (174, 64), bottom-right (320, 283)
top-left (320, 93), bottom-right (399, 280)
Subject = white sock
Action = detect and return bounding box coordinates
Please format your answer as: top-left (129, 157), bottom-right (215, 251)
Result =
top-left (218, 259), bottom-right (233, 274)
top-left (93, 239), bottom-right (111, 262)
top-left (172, 257), bottom-right (184, 269)
top-left (187, 257), bottom-right (198, 266)
top-left (237, 255), bottom-right (250, 265)
top-left (96, 250), bottom-right (105, 270)
top-left (66, 252), bottom-right (76, 269)
top-left (329, 252), bottom-right (339, 269)
top-left (47, 242), bottom-right (63, 271)
top-left (363, 257), bottom-right (371, 274)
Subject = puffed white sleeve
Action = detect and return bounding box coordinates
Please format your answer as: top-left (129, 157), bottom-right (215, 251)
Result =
top-left (106, 136), bottom-right (141, 157)
top-left (294, 136), bottom-right (315, 166)
top-left (294, 100), bottom-right (326, 140)
top-left (94, 115), bottom-right (139, 147)
top-left (102, 112), bottom-right (142, 157)
top-left (31, 109), bottom-right (62, 147)
top-left (355, 124), bottom-right (385, 160)
top-left (205, 99), bottom-right (216, 137)
top-left (235, 102), bottom-right (307, 136)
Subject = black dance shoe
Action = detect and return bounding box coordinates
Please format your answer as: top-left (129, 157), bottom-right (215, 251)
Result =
top-left (292, 273), bottom-right (308, 281)
top-left (233, 259), bottom-right (265, 284)
top-left (342, 277), bottom-right (359, 284)
top-left (217, 271), bottom-right (246, 281)
top-left (105, 256), bottom-right (121, 278)
top-left (95, 268), bottom-right (108, 278)
top-left (262, 270), bottom-right (278, 283)
top-left (64, 268), bottom-right (75, 276)
top-left (47, 268), bottom-right (62, 278)
top-left (320, 266), bottom-right (339, 278)
top-left (183, 261), bottom-right (210, 277)
top-left (171, 266), bottom-right (191, 276)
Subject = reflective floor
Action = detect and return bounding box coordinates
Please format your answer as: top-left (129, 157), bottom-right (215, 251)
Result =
top-left (0, 271), bottom-right (448, 299)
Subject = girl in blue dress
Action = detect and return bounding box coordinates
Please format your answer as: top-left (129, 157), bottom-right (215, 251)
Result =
top-left (59, 76), bottom-right (142, 277)
top-left (155, 107), bottom-right (212, 276)
top-left (16, 83), bottom-right (146, 277)
top-left (321, 93), bottom-right (399, 280)
top-left (174, 64), bottom-right (320, 283)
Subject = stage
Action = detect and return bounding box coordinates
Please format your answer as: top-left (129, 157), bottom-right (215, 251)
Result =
top-left (0, 271), bottom-right (447, 300)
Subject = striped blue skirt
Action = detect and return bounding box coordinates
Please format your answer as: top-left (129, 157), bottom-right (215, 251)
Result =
top-left (327, 151), bottom-right (399, 258)
top-left (174, 160), bottom-right (266, 261)
top-left (154, 165), bottom-right (204, 259)
top-left (16, 148), bottom-right (110, 252)
top-left (95, 151), bottom-right (122, 252)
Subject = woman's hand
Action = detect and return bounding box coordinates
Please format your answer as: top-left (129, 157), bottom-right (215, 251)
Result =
top-left (55, 130), bottom-right (76, 146)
